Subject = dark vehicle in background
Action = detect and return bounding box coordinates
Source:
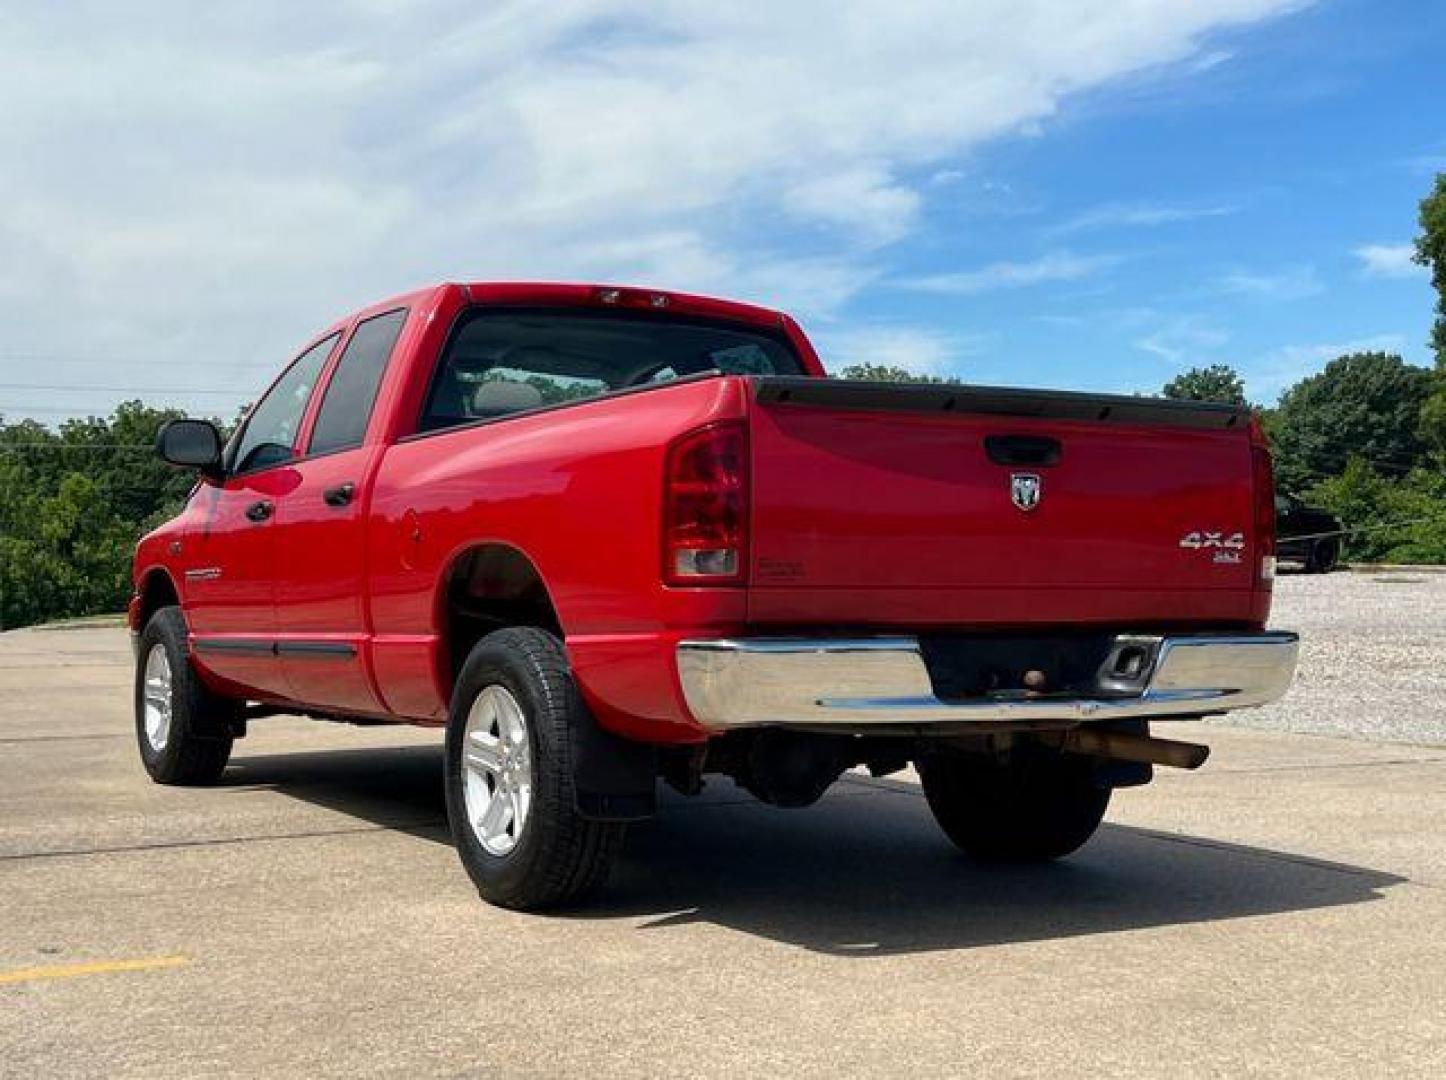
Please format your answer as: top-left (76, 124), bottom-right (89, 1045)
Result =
top-left (1277, 494), bottom-right (1342, 573)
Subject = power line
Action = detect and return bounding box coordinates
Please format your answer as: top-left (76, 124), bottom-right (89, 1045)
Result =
top-left (0, 443), bottom-right (158, 450)
top-left (1285, 515), bottom-right (1446, 543)
top-left (1280, 451), bottom-right (1421, 476)
top-left (0, 406), bottom-right (183, 417)
top-left (0, 353), bottom-right (275, 369)
top-left (0, 383), bottom-right (250, 396)
top-left (2, 405), bottom-right (243, 418)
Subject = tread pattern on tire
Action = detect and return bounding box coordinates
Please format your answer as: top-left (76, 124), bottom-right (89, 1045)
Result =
top-left (135, 606), bottom-right (234, 786)
top-left (446, 627), bottom-right (626, 911)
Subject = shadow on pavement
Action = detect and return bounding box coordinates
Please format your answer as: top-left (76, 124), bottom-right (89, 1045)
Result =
top-left (225, 744), bottom-right (1405, 956)
top-left (223, 743), bottom-right (451, 843)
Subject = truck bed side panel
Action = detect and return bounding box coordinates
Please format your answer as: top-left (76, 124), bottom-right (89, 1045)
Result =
top-left (365, 377), bottom-right (751, 737)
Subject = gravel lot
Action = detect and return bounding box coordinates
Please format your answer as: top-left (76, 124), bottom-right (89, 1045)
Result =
top-left (1213, 569), bottom-right (1446, 746)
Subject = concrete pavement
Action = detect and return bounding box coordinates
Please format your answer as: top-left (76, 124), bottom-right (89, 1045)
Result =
top-left (2, 583), bottom-right (1444, 1077)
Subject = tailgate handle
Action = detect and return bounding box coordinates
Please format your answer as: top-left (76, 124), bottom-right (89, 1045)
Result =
top-left (985, 434), bottom-right (1061, 467)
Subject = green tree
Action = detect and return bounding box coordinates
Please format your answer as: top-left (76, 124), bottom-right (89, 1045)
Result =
top-left (1420, 391), bottom-right (1446, 456)
top-left (1307, 458), bottom-right (1446, 564)
top-left (835, 363), bottom-right (958, 384)
top-left (0, 402), bottom-right (232, 629)
top-left (1414, 173), bottom-right (1446, 452)
top-left (1269, 352), bottom-right (1434, 492)
top-left (1161, 364), bottom-right (1247, 405)
top-left (1416, 173), bottom-right (1446, 367)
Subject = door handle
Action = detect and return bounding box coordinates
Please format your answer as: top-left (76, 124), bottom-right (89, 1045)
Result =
top-left (323, 482), bottom-right (356, 508)
top-left (245, 499), bottom-right (274, 523)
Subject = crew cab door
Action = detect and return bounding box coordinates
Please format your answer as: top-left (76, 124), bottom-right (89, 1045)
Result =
top-left (185, 333), bottom-right (339, 699)
top-left (271, 308), bottom-right (409, 715)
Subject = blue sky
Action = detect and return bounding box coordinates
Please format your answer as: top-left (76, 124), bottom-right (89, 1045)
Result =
top-left (0, 0), bottom-right (1441, 422)
top-left (815, 0), bottom-right (1445, 401)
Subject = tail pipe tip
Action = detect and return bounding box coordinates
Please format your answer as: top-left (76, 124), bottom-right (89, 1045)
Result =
top-left (1064, 727), bottom-right (1211, 770)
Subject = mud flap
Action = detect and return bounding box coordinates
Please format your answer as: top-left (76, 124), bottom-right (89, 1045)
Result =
top-left (572, 710), bottom-right (658, 821)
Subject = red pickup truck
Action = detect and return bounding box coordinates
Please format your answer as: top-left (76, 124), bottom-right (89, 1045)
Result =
top-left (132, 281), bottom-right (1298, 909)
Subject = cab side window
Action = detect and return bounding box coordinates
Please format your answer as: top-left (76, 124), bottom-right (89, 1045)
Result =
top-left (308, 309), bottom-right (408, 456)
top-left (229, 333), bottom-right (339, 474)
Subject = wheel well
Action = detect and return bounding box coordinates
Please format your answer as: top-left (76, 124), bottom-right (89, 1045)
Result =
top-left (440, 545), bottom-right (562, 690)
top-left (138, 570), bottom-right (180, 630)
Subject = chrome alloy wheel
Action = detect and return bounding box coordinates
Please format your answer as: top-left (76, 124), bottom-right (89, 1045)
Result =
top-left (461, 685), bottom-right (534, 857)
top-left (141, 644), bottom-right (173, 753)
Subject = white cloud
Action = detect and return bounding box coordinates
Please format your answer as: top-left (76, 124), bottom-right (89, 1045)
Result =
top-left (1246, 333), bottom-right (1406, 402)
top-left (1354, 243), bottom-right (1425, 279)
top-left (901, 251), bottom-right (1123, 294)
top-left (813, 325), bottom-right (993, 378)
top-left (1215, 264), bottom-right (1324, 300)
top-left (1053, 201), bottom-right (1235, 234)
top-left (0, 0), bottom-right (1308, 418)
top-left (1135, 316), bottom-right (1230, 364)
top-left (782, 165), bottom-right (921, 246)
top-left (1188, 48), bottom-right (1236, 72)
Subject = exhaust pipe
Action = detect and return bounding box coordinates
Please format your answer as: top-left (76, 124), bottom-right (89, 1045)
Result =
top-left (1064, 727), bottom-right (1210, 770)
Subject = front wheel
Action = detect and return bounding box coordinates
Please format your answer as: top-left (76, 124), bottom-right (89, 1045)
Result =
top-left (134, 606), bottom-right (235, 785)
top-left (444, 628), bottom-right (626, 910)
top-left (918, 749), bottom-right (1110, 862)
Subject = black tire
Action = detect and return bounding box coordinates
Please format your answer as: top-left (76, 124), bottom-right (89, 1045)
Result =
top-left (1306, 538), bottom-right (1339, 574)
top-left (444, 627), bottom-right (627, 911)
top-left (134, 606), bottom-right (235, 785)
top-left (918, 748), bottom-right (1110, 862)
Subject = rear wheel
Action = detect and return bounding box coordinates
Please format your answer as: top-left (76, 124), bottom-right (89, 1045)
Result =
top-left (918, 748), bottom-right (1110, 861)
top-left (444, 628), bottom-right (626, 910)
top-left (1306, 537), bottom-right (1339, 574)
top-left (134, 607), bottom-right (235, 785)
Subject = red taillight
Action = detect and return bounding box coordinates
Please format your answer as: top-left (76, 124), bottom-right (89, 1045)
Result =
top-left (663, 422), bottom-right (748, 586)
top-left (1250, 416), bottom-right (1276, 584)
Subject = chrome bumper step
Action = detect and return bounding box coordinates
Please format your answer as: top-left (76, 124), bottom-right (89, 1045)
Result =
top-left (676, 632), bottom-right (1299, 732)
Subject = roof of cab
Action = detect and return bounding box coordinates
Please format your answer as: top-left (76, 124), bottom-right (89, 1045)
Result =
top-left (458, 281), bottom-right (788, 327)
top-left (335, 281), bottom-right (788, 333)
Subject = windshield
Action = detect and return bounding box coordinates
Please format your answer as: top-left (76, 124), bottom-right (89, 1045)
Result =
top-left (420, 308), bottom-right (802, 432)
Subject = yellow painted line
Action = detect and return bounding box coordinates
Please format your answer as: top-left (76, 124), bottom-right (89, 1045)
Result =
top-left (0, 954), bottom-right (189, 986)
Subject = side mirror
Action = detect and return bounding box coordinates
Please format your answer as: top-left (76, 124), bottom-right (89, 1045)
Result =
top-left (156, 418), bottom-right (223, 477)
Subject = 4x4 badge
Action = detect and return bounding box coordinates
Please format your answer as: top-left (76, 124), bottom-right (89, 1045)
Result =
top-left (1179, 531), bottom-right (1245, 550)
top-left (1011, 472), bottom-right (1042, 512)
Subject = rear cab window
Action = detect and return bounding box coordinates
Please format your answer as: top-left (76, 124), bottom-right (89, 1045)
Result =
top-left (420, 308), bottom-right (803, 433)
top-left (308, 308), bottom-right (408, 455)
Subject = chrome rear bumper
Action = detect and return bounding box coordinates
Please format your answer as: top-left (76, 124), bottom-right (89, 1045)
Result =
top-left (676, 632), bottom-right (1298, 732)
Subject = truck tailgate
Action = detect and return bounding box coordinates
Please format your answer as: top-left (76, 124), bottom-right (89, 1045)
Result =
top-left (745, 378), bottom-right (1262, 628)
